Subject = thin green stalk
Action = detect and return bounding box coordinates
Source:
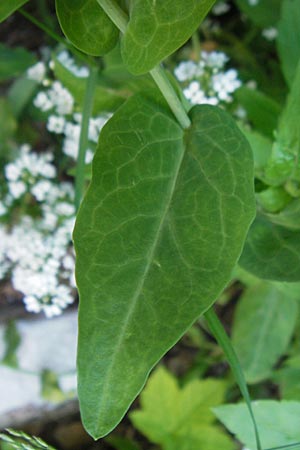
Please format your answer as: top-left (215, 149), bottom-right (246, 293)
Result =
top-left (205, 307), bottom-right (262, 450)
top-left (96, 0), bottom-right (191, 129)
top-left (265, 444), bottom-right (300, 450)
top-left (19, 9), bottom-right (94, 67)
top-left (75, 66), bottom-right (98, 210)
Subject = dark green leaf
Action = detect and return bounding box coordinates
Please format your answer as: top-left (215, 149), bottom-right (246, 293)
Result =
top-left (55, 0), bottom-right (119, 56)
top-left (73, 95), bottom-right (255, 438)
top-left (214, 401), bottom-right (300, 450)
top-left (121, 0), bottom-right (216, 74)
top-left (235, 0), bottom-right (281, 27)
top-left (235, 87), bottom-right (281, 139)
top-left (277, 0), bottom-right (300, 86)
top-left (0, 44), bottom-right (36, 81)
top-left (232, 282), bottom-right (298, 383)
top-left (239, 215), bottom-right (300, 281)
top-left (0, 0), bottom-right (29, 23)
top-left (8, 77), bottom-right (37, 118)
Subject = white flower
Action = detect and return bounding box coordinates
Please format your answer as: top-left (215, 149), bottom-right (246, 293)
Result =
top-left (262, 27), bottom-right (278, 41)
top-left (5, 163), bottom-right (21, 181)
top-left (174, 61), bottom-right (198, 82)
top-left (34, 91), bottom-right (53, 111)
top-left (56, 50), bottom-right (90, 78)
top-left (48, 81), bottom-right (74, 115)
top-left (31, 179), bottom-right (53, 202)
top-left (47, 115), bottom-right (66, 134)
top-left (248, 0), bottom-right (259, 5)
top-left (8, 180), bottom-right (27, 198)
top-left (212, 1), bottom-right (230, 15)
top-left (27, 62), bottom-right (47, 83)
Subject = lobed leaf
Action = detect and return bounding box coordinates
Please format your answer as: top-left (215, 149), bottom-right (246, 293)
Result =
top-left (73, 95), bottom-right (255, 438)
top-left (239, 215), bottom-right (300, 281)
top-left (121, 0), bottom-right (216, 74)
top-left (0, 0), bottom-right (29, 23)
top-left (214, 400), bottom-right (300, 450)
top-left (232, 282), bottom-right (298, 383)
top-left (55, 0), bottom-right (119, 56)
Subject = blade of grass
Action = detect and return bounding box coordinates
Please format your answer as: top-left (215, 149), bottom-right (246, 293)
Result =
top-left (205, 306), bottom-right (262, 450)
top-left (75, 65), bottom-right (98, 210)
top-left (265, 443), bottom-right (300, 450)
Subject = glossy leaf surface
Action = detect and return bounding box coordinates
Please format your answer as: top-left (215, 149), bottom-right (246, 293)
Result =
top-left (0, 0), bottom-right (29, 23)
top-left (73, 96), bottom-right (255, 438)
top-left (239, 216), bottom-right (300, 281)
top-left (232, 282), bottom-right (298, 383)
top-left (214, 401), bottom-right (300, 450)
top-left (130, 367), bottom-right (233, 450)
top-left (121, 0), bottom-right (216, 74)
top-left (55, 0), bottom-right (119, 56)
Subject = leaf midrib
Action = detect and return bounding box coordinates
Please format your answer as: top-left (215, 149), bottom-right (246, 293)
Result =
top-left (97, 132), bottom-right (186, 420)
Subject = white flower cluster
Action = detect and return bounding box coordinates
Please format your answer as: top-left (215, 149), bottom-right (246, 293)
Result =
top-left (28, 52), bottom-right (111, 164)
top-left (0, 145), bottom-right (76, 318)
top-left (174, 51), bottom-right (241, 106)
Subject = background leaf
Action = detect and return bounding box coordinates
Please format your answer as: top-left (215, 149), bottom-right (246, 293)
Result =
top-left (239, 215), bottom-right (300, 281)
top-left (0, 0), bottom-right (29, 23)
top-left (0, 44), bottom-right (36, 81)
top-left (277, 0), bottom-right (300, 86)
top-left (232, 282), bottom-right (298, 383)
top-left (55, 0), bottom-right (119, 56)
top-left (73, 96), bottom-right (255, 438)
top-left (121, 0), bottom-right (216, 74)
top-left (130, 367), bottom-right (233, 450)
top-left (214, 401), bottom-right (300, 450)
top-left (234, 0), bottom-right (281, 27)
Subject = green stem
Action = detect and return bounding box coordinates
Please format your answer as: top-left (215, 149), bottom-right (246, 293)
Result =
top-left (96, 0), bottom-right (191, 129)
top-left (75, 66), bottom-right (98, 210)
top-left (19, 9), bottom-right (94, 67)
top-left (266, 443), bottom-right (300, 450)
top-left (205, 307), bottom-right (262, 450)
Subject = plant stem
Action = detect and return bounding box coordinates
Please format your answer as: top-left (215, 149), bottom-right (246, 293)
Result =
top-left (19, 9), bottom-right (94, 67)
top-left (75, 66), bottom-right (98, 211)
top-left (96, 0), bottom-right (191, 129)
top-left (205, 307), bottom-right (262, 450)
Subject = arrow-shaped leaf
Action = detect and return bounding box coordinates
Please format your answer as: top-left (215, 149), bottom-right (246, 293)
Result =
top-left (73, 95), bottom-right (255, 438)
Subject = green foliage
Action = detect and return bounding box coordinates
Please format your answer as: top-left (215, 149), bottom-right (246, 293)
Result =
top-left (2, 321), bottom-right (21, 368)
top-left (121, 0), bottom-right (216, 74)
top-left (214, 401), bottom-right (300, 450)
top-left (130, 366), bottom-right (233, 450)
top-left (234, 0), bottom-right (281, 27)
top-left (0, 430), bottom-right (55, 450)
top-left (277, 0), bottom-right (300, 86)
top-left (0, 44), bottom-right (36, 81)
top-left (55, 0), bottom-right (119, 56)
top-left (0, 0), bottom-right (29, 23)
top-left (232, 282), bottom-right (298, 383)
top-left (240, 216), bottom-right (300, 281)
top-left (73, 96), bottom-right (255, 438)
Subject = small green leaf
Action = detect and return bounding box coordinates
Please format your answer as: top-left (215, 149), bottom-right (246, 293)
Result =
top-left (0, 44), bottom-right (36, 81)
top-left (121, 0), bottom-right (216, 74)
top-left (239, 215), bottom-right (300, 281)
top-left (2, 321), bottom-right (21, 368)
top-left (232, 282), bottom-right (298, 383)
top-left (55, 0), bottom-right (119, 56)
top-left (239, 126), bottom-right (272, 176)
top-left (52, 55), bottom-right (126, 114)
top-left (277, 0), bottom-right (300, 86)
top-left (214, 400), bottom-right (300, 450)
top-left (0, 0), bottom-right (29, 23)
top-left (130, 367), bottom-right (233, 450)
top-left (235, 87), bottom-right (281, 139)
top-left (257, 187), bottom-right (292, 213)
top-left (73, 96), bottom-right (255, 438)
top-left (265, 198), bottom-right (300, 230)
top-left (235, 0), bottom-right (281, 27)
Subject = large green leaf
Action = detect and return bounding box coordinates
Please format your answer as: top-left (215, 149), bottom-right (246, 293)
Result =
top-left (277, 0), bottom-right (300, 86)
top-left (0, 0), bottom-right (29, 23)
top-left (73, 95), bottom-right (255, 438)
top-left (239, 215), bottom-right (300, 281)
top-left (130, 367), bottom-right (233, 450)
top-left (121, 0), bottom-right (216, 75)
top-left (232, 282), bottom-right (298, 383)
top-left (55, 0), bottom-right (119, 56)
top-left (214, 401), bottom-right (300, 450)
